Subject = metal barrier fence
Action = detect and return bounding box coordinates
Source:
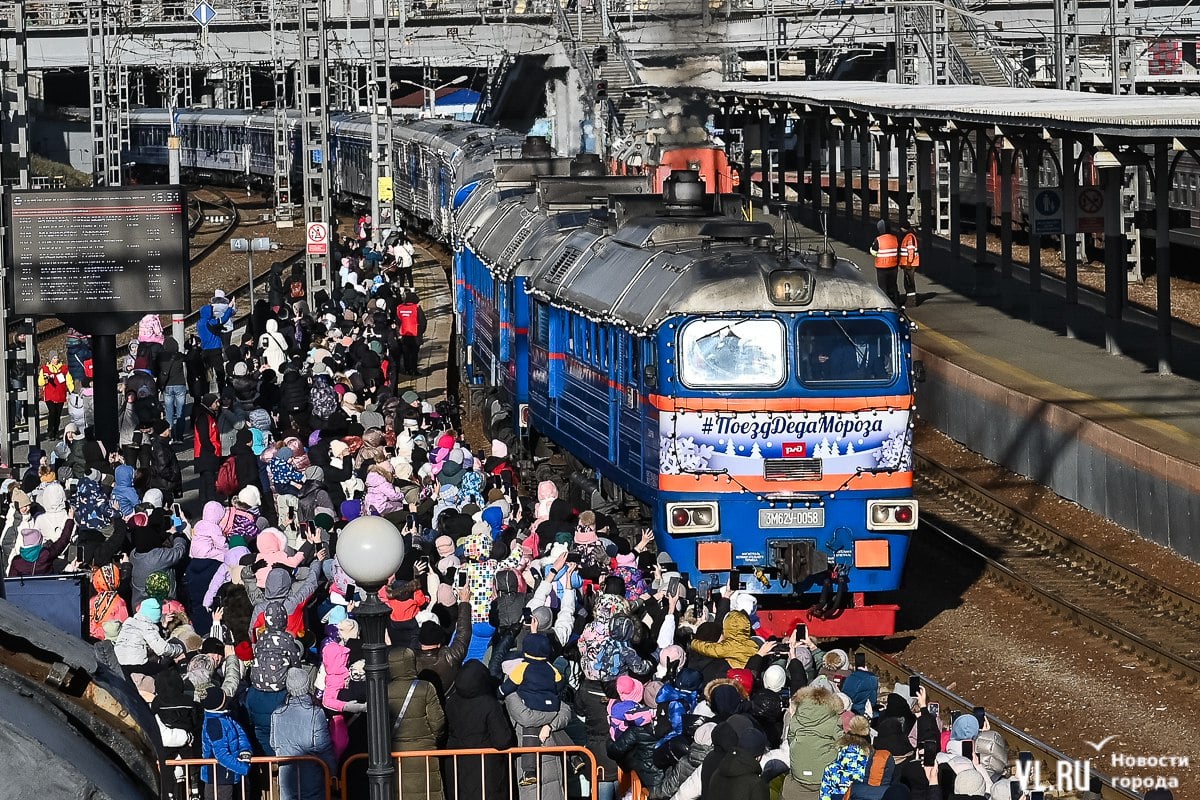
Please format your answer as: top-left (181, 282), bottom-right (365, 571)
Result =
top-left (160, 745), bottom-right (599, 800)
top-left (161, 755), bottom-right (334, 799)
top-left (339, 745), bottom-right (600, 800)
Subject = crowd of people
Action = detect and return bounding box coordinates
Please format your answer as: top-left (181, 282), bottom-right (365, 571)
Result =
top-left (2, 224), bottom-right (1155, 800)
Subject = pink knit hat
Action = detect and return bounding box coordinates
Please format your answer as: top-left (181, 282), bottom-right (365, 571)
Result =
top-left (616, 675), bottom-right (644, 702)
top-left (20, 529), bottom-right (41, 546)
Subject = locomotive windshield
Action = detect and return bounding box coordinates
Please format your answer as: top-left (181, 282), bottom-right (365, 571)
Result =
top-left (679, 318), bottom-right (785, 388)
top-left (798, 318), bottom-right (897, 384)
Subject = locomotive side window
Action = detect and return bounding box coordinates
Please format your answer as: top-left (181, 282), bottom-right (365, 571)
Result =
top-left (797, 318), bottom-right (897, 384)
top-left (678, 318), bottom-right (785, 388)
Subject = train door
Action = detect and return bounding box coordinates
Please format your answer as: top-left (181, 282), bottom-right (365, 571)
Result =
top-left (547, 307), bottom-right (566, 428)
top-left (640, 337), bottom-right (659, 478)
top-left (615, 330), bottom-right (642, 480)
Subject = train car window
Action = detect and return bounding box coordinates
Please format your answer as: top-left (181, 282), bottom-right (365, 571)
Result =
top-left (797, 318), bottom-right (897, 384)
top-left (679, 318), bottom-right (785, 388)
top-left (533, 302), bottom-right (549, 346)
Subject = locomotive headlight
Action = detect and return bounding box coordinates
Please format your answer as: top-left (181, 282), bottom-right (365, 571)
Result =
top-left (866, 500), bottom-right (919, 531)
top-left (666, 502), bottom-right (719, 535)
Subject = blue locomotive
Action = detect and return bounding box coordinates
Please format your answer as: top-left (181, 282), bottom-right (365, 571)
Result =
top-left (125, 109), bottom-right (917, 635)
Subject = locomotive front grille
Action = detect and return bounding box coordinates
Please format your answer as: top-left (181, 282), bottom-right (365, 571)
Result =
top-left (763, 458), bottom-right (823, 481)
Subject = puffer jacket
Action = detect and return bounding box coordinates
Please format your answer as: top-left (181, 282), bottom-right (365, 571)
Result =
top-left (113, 613), bottom-right (183, 666)
top-left (786, 689), bottom-right (845, 793)
top-left (279, 370), bottom-right (309, 413)
top-left (35, 482), bottom-right (71, 544)
top-left (689, 611), bottom-right (758, 669)
top-left (654, 732), bottom-right (712, 800)
top-left (8, 518), bottom-right (74, 578)
top-left (270, 694), bottom-right (337, 773)
top-left (609, 722), bottom-right (666, 793)
top-left (253, 529), bottom-right (305, 587)
top-left (190, 510), bottom-right (228, 562)
top-left (579, 614), bottom-right (652, 682)
top-left (320, 638), bottom-right (352, 712)
top-left (364, 471), bottom-right (404, 515)
top-left (461, 532), bottom-right (522, 623)
top-left (250, 602), bottom-right (302, 691)
top-left (388, 648), bottom-right (446, 800)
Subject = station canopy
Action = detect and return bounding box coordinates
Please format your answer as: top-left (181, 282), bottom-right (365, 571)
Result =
top-left (643, 80), bottom-right (1200, 140)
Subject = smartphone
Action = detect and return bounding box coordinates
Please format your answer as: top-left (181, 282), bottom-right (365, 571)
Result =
top-left (172, 502), bottom-right (183, 517)
top-left (854, 651), bottom-right (866, 669)
top-left (454, 570), bottom-right (468, 588)
top-left (686, 586), bottom-right (698, 605)
top-left (962, 741), bottom-right (974, 760)
top-left (926, 702), bottom-right (939, 718)
top-left (1010, 783), bottom-right (1021, 800)
top-left (794, 622), bottom-right (807, 640)
top-left (922, 747), bottom-right (937, 767)
top-left (949, 709), bottom-right (962, 723)
top-left (521, 607), bottom-right (533, 624)
top-left (1030, 792), bottom-right (1044, 800)
top-left (908, 675), bottom-right (921, 696)
top-left (973, 706), bottom-right (986, 725)
top-left (406, 513), bottom-right (417, 529)
top-left (667, 576), bottom-right (681, 596)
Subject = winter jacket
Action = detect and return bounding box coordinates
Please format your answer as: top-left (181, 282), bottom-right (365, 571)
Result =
top-left (786, 691), bottom-right (844, 793)
top-left (279, 371), bottom-right (310, 413)
top-left (112, 465), bottom-right (139, 517)
top-left (578, 614), bottom-right (652, 682)
top-left (243, 564), bottom-right (320, 641)
top-left (259, 320), bottom-right (290, 374)
top-left (8, 518), bottom-right (73, 578)
top-left (444, 660), bottom-right (515, 800)
top-left (250, 602), bottom-right (303, 691)
top-left (705, 749), bottom-right (770, 800)
top-left (199, 303), bottom-right (234, 351)
top-left (157, 337), bottom-right (187, 388)
top-left (320, 638), bottom-right (352, 713)
top-left (388, 648), bottom-right (446, 800)
top-left (364, 471), bottom-right (405, 515)
top-left (610, 722), bottom-right (667, 792)
top-left (130, 532), bottom-right (188, 607)
top-left (690, 611), bottom-right (758, 669)
top-left (654, 735), bottom-right (712, 800)
top-left (253, 529), bottom-right (306, 586)
top-left (820, 745), bottom-right (870, 800)
top-left (88, 565), bottom-right (130, 639)
top-left (840, 669), bottom-right (880, 716)
top-left (201, 710), bottom-right (252, 785)
top-left (192, 404), bottom-right (222, 471)
top-left (114, 613), bottom-right (183, 666)
top-left (411, 601), bottom-right (473, 700)
top-left (270, 694), bottom-right (337, 774)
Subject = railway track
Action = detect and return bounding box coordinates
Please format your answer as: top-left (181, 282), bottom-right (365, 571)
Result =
top-left (860, 646), bottom-right (1140, 800)
top-left (914, 449), bottom-right (1200, 686)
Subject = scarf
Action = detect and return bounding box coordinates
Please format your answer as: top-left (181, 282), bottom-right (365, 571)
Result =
top-left (20, 544), bottom-right (42, 563)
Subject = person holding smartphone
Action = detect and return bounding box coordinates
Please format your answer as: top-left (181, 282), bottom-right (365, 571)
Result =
top-left (840, 651), bottom-right (879, 716)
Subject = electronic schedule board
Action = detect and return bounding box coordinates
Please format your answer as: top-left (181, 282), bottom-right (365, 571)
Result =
top-left (7, 186), bottom-right (190, 316)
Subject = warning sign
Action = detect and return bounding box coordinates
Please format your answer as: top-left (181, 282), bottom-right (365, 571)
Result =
top-left (306, 221), bottom-right (329, 255)
top-left (1076, 187), bottom-right (1105, 234)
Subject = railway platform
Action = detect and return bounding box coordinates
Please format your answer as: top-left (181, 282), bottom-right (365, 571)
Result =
top-left (783, 215), bottom-right (1200, 561)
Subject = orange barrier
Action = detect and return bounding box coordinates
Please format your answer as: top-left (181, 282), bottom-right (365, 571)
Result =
top-left (339, 745), bottom-right (600, 800)
top-left (618, 769), bottom-right (649, 800)
top-left (160, 754), bottom-right (334, 799)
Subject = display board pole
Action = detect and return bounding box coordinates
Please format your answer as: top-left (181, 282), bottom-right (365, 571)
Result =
top-left (91, 334), bottom-right (118, 451)
top-left (0, 186), bottom-right (9, 466)
top-left (24, 319), bottom-right (36, 448)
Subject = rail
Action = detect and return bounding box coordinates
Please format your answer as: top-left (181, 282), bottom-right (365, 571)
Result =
top-left (859, 646), bottom-right (1140, 800)
top-left (340, 745), bottom-right (600, 800)
top-left (943, 0), bottom-right (1032, 87)
top-left (915, 450), bottom-right (1200, 686)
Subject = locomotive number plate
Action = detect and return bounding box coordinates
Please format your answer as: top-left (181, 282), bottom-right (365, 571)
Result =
top-left (758, 508), bottom-right (824, 528)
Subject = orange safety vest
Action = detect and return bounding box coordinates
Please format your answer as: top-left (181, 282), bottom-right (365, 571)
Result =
top-left (872, 233), bottom-right (900, 269)
top-left (900, 232), bottom-right (920, 269)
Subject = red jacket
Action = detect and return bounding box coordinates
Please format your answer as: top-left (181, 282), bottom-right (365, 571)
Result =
top-left (41, 363), bottom-right (70, 404)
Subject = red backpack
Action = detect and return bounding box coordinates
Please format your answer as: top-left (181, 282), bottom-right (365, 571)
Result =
top-left (251, 599), bottom-right (309, 643)
top-left (216, 458), bottom-right (239, 498)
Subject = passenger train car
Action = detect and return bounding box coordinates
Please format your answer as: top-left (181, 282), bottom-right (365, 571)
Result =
top-left (125, 108), bottom-right (916, 635)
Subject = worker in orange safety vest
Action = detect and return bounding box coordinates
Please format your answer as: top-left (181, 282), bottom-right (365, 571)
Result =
top-left (899, 226), bottom-right (920, 306)
top-left (870, 219), bottom-right (900, 305)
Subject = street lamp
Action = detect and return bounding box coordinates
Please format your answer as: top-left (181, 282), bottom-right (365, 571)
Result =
top-left (229, 237), bottom-right (276, 334)
top-left (337, 515), bottom-right (406, 800)
top-left (395, 74), bottom-right (468, 117)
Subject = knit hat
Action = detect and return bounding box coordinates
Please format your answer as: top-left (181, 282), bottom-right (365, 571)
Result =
top-left (418, 621), bottom-right (444, 647)
top-left (522, 633), bottom-right (552, 660)
top-left (145, 571), bottom-right (172, 601)
top-left (953, 769), bottom-right (987, 797)
top-left (438, 459), bottom-right (465, 487)
top-left (232, 361), bottom-right (248, 376)
top-left (201, 686), bottom-right (227, 712)
top-left (314, 508), bottom-right (336, 530)
top-left (285, 667), bottom-right (311, 698)
top-left (401, 390), bottom-right (419, 405)
top-left (616, 675), bottom-right (644, 702)
top-left (531, 606), bottom-right (553, 631)
top-left (574, 510), bottom-right (598, 544)
top-left (142, 488), bottom-right (164, 508)
top-left (321, 606), bottom-right (348, 625)
top-left (237, 485), bottom-right (261, 508)
top-left (234, 641), bottom-right (254, 662)
top-left (951, 714), bottom-right (980, 741)
top-left (737, 727), bottom-right (769, 758)
top-left (359, 410), bottom-right (385, 430)
top-left (762, 664), bottom-right (787, 693)
top-left (20, 528), bottom-right (41, 546)
top-left (435, 536), bottom-right (456, 558)
top-left (138, 598), bottom-right (162, 623)
top-left (11, 488), bottom-right (29, 510)
top-left (491, 439), bottom-right (508, 459)
top-left (726, 668), bottom-right (754, 695)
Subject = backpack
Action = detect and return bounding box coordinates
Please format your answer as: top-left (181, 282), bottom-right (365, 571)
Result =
top-left (311, 383), bottom-right (338, 419)
top-left (590, 637), bottom-right (629, 682)
top-left (216, 457), bottom-right (240, 498)
top-left (252, 600), bottom-right (308, 643)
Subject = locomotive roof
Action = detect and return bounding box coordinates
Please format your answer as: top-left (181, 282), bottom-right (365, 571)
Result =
top-left (527, 218), bottom-right (893, 331)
